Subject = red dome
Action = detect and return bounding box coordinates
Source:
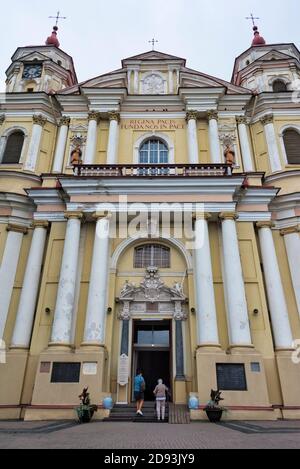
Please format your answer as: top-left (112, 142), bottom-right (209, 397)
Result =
top-left (46, 26), bottom-right (60, 48)
top-left (252, 26), bottom-right (266, 46)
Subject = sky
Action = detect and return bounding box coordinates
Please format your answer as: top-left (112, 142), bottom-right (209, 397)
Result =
top-left (0, 0), bottom-right (299, 91)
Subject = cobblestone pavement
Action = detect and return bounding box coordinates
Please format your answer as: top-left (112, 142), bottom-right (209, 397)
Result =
top-left (0, 420), bottom-right (300, 449)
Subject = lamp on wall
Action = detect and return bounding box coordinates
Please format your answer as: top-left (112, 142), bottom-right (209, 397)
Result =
top-left (45, 308), bottom-right (51, 315)
top-left (191, 308), bottom-right (196, 315)
top-left (107, 307), bottom-right (113, 315)
top-left (253, 309), bottom-right (259, 316)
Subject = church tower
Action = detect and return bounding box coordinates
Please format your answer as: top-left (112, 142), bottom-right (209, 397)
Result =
top-left (5, 25), bottom-right (77, 93)
top-left (232, 22), bottom-right (300, 93)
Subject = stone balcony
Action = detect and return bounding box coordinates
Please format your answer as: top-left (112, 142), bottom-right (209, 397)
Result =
top-left (73, 164), bottom-right (232, 178)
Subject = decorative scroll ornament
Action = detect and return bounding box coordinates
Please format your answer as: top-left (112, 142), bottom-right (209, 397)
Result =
top-left (117, 267), bottom-right (187, 320)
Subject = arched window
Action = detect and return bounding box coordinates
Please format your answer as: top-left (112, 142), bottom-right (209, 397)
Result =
top-left (134, 244), bottom-right (171, 268)
top-left (139, 139), bottom-right (169, 164)
top-left (283, 129), bottom-right (300, 164)
top-left (2, 131), bottom-right (25, 164)
top-left (272, 80), bottom-right (287, 93)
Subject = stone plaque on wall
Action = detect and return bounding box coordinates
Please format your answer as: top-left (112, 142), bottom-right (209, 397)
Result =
top-left (118, 354), bottom-right (129, 386)
top-left (82, 362), bottom-right (98, 376)
top-left (216, 364), bottom-right (247, 391)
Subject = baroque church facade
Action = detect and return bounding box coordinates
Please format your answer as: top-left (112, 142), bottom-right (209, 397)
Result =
top-left (0, 24), bottom-right (300, 421)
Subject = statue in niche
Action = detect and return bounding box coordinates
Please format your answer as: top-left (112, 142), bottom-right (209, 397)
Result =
top-left (224, 144), bottom-right (235, 165)
top-left (71, 146), bottom-right (83, 165)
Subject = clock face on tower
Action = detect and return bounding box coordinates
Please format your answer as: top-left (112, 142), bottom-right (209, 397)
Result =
top-left (22, 64), bottom-right (43, 79)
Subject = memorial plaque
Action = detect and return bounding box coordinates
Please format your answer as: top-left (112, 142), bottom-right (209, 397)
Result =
top-left (51, 362), bottom-right (81, 383)
top-left (216, 364), bottom-right (247, 391)
top-left (118, 354), bottom-right (129, 386)
top-left (251, 362), bottom-right (261, 373)
top-left (40, 362), bottom-right (51, 374)
top-left (82, 362), bottom-right (98, 376)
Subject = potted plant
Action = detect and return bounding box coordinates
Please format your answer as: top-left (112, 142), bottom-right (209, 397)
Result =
top-left (75, 387), bottom-right (98, 424)
top-left (204, 389), bottom-right (226, 423)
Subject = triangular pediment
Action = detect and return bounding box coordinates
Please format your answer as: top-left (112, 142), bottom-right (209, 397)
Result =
top-left (259, 49), bottom-right (298, 62)
top-left (181, 68), bottom-right (250, 94)
top-left (13, 51), bottom-right (51, 64)
top-left (122, 50), bottom-right (186, 64)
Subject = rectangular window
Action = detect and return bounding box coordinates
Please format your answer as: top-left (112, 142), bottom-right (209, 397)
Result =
top-left (216, 364), bottom-right (247, 391)
top-left (51, 362), bottom-right (81, 383)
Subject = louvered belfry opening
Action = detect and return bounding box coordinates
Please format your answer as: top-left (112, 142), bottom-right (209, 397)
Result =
top-left (2, 131), bottom-right (25, 164)
top-left (283, 129), bottom-right (300, 164)
top-left (272, 80), bottom-right (287, 92)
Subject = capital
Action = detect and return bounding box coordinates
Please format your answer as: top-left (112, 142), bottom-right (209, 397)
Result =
top-left (32, 220), bottom-right (50, 230)
top-left (193, 212), bottom-right (212, 221)
top-left (280, 225), bottom-right (300, 236)
top-left (58, 116), bottom-right (71, 127)
top-left (236, 116), bottom-right (248, 125)
top-left (207, 110), bottom-right (218, 121)
top-left (219, 212), bottom-right (238, 221)
top-left (260, 114), bottom-right (274, 126)
top-left (64, 211), bottom-right (84, 221)
top-left (6, 224), bottom-right (28, 235)
top-left (108, 111), bottom-right (121, 123)
top-left (0, 114), bottom-right (5, 126)
top-left (88, 111), bottom-right (101, 123)
top-left (256, 221), bottom-right (274, 229)
top-left (92, 211), bottom-right (113, 221)
top-left (186, 110), bottom-right (199, 122)
top-left (33, 114), bottom-right (47, 127)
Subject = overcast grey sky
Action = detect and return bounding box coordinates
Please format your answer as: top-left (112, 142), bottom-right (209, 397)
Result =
top-left (0, 0), bottom-right (299, 91)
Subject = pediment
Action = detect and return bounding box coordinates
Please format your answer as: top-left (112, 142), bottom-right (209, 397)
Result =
top-left (181, 69), bottom-right (249, 94)
top-left (16, 51), bottom-right (51, 63)
top-left (259, 50), bottom-right (297, 62)
top-left (123, 50), bottom-right (186, 64)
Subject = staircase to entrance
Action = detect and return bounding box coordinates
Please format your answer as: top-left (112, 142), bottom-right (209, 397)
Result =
top-left (104, 402), bottom-right (190, 424)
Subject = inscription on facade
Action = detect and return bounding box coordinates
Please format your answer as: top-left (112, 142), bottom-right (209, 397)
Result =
top-left (121, 119), bottom-right (184, 131)
top-left (118, 354), bottom-right (129, 386)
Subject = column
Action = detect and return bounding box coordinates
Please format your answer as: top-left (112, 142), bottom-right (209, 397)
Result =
top-left (280, 226), bottom-right (300, 315)
top-left (11, 221), bottom-right (49, 348)
top-left (207, 110), bottom-right (222, 164)
top-left (84, 111), bottom-right (100, 164)
top-left (186, 111), bottom-right (199, 164)
top-left (168, 67), bottom-right (174, 94)
top-left (236, 116), bottom-right (254, 172)
top-left (257, 222), bottom-right (293, 349)
top-left (133, 69), bottom-right (139, 94)
top-left (127, 70), bottom-right (132, 93)
top-left (261, 114), bottom-right (282, 173)
top-left (0, 225), bottom-right (27, 339)
top-left (50, 212), bottom-right (83, 346)
top-left (52, 117), bottom-right (70, 173)
top-left (83, 214), bottom-right (111, 345)
top-left (24, 115), bottom-right (47, 172)
top-left (107, 112), bottom-right (120, 165)
top-left (220, 213), bottom-right (252, 347)
top-left (175, 319), bottom-right (185, 379)
top-left (194, 214), bottom-right (220, 346)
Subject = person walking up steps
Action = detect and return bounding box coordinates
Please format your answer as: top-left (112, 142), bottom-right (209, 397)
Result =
top-left (134, 370), bottom-right (145, 416)
top-left (153, 379), bottom-right (168, 421)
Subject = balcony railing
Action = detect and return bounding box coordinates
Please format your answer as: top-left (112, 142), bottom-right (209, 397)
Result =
top-left (73, 164), bottom-right (233, 177)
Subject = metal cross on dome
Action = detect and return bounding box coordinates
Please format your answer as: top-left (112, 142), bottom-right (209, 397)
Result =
top-left (49, 11), bottom-right (67, 27)
top-left (246, 13), bottom-right (260, 27)
top-left (149, 38), bottom-right (159, 50)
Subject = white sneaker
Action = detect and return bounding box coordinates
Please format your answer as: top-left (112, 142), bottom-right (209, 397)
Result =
top-left (138, 410), bottom-right (143, 416)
